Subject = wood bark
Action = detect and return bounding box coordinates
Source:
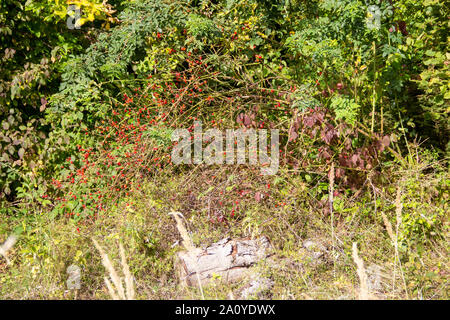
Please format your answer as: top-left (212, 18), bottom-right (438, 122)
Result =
top-left (175, 236), bottom-right (271, 287)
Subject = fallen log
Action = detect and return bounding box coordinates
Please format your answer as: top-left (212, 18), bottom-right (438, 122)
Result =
top-left (170, 212), bottom-right (271, 287)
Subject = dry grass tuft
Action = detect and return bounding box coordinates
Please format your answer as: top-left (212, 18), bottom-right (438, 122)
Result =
top-left (169, 211), bottom-right (195, 251)
top-left (169, 211), bottom-right (205, 300)
top-left (92, 238), bottom-right (135, 300)
top-left (352, 242), bottom-right (370, 300)
top-left (381, 212), bottom-right (395, 243)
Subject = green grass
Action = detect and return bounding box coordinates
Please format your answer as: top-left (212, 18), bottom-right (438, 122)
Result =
top-left (0, 152), bottom-right (448, 300)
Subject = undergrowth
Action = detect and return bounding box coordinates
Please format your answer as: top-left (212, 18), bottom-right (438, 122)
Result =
top-left (1, 0), bottom-right (448, 300)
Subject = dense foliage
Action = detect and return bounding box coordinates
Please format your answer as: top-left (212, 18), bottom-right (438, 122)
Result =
top-left (0, 0), bottom-right (448, 300)
top-left (2, 0), bottom-right (447, 205)
top-left (0, 0), bottom-right (120, 201)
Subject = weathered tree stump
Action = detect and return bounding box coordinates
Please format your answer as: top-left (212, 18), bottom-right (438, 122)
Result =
top-left (170, 212), bottom-right (271, 287)
top-left (176, 236), bottom-right (271, 287)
